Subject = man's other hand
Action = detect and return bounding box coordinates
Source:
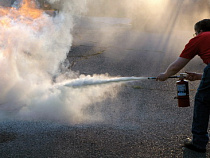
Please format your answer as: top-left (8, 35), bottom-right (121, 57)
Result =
top-left (185, 72), bottom-right (202, 81)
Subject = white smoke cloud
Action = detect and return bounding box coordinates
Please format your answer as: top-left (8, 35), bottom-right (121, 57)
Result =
top-left (0, 0), bottom-right (120, 124)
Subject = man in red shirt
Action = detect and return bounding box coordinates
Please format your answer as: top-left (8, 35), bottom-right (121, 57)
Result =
top-left (157, 19), bottom-right (210, 153)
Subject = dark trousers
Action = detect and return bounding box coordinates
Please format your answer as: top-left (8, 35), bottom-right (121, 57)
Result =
top-left (192, 64), bottom-right (210, 149)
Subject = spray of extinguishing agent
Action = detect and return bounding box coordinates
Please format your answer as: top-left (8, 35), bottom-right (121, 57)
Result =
top-left (62, 73), bottom-right (190, 107)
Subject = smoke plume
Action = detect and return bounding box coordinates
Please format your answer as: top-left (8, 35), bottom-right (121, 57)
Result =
top-left (0, 0), bottom-right (120, 124)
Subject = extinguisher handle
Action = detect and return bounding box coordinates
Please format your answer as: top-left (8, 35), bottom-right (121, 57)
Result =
top-left (168, 76), bottom-right (180, 78)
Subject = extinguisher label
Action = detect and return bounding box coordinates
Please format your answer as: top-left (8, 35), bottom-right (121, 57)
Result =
top-left (177, 84), bottom-right (187, 96)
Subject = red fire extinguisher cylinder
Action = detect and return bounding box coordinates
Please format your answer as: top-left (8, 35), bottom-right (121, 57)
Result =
top-left (176, 74), bottom-right (190, 107)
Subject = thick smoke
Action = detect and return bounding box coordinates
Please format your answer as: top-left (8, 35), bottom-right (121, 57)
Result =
top-left (0, 0), bottom-right (120, 124)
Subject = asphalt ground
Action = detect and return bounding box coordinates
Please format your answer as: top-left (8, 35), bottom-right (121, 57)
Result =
top-left (0, 16), bottom-right (209, 157)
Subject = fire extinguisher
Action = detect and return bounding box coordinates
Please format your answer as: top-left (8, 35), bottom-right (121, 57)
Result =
top-left (176, 73), bottom-right (190, 107)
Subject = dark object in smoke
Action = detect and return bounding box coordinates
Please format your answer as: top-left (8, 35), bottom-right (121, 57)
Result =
top-left (37, 0), bottom-right (52, 10)
top-left (44, 9), bottom-right (59, 17)
top-left (32, 0), bottom-right (60, 17)
top-left (0, 132), bottom-right (17, 143)
top-left (0, 0), bottom-right (14, 7)
top-left (11, 0), bottom-right (53, 10)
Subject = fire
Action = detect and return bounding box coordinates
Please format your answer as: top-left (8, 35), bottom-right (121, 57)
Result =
top-left (0, 0), bottom-right (44, 27)
top-left (0, 0), bottom-right (49, 59)
top-left (19, 0), bottom-right (43, 19)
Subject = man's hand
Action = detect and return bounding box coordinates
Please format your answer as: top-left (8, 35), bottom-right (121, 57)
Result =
top-left (156, 73), bottom-right (169, 81)
top-left (156, 57), bottom-right (190, 81)
top-left (185, 72), bottom-right (202, 81)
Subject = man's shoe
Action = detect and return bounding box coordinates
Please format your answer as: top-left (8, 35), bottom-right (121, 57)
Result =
top-left (183, 138), bottom-right (206, 153)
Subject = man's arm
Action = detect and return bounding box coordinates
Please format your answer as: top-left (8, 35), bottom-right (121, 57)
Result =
top-left (156, 57), bottom-right (190, 81)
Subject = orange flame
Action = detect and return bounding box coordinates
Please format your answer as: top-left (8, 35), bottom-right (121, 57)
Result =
top-left (0, 0), bottom-right (45, 58)
top-left (0, 0), bottom-right (43, 27)
top-left (19, 0), bottom-right (43, 19)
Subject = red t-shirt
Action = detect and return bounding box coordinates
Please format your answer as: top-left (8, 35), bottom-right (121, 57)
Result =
top-left (180, 32), bottom-right (210, 64)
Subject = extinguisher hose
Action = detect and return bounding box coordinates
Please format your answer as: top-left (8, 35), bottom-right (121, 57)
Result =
top-left (147, 76), bottom-right (179, 79)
